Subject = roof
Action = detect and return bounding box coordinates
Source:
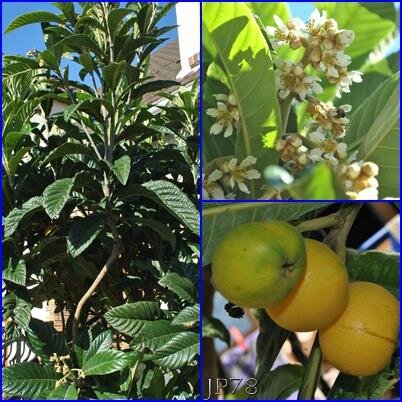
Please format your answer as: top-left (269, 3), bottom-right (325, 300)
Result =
top-left (144, 40), bottom-right (199, 104)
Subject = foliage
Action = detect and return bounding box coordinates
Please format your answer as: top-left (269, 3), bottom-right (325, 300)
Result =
top-left (202, 2), bottom-right (399, 200)
top-left (2, 2), bottom-right (199, 399)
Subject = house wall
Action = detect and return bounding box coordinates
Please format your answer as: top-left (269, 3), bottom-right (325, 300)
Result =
top-left (175, 2), bottom-right (200, 79)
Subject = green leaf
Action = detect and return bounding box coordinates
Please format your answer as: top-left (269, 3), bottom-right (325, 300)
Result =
top-left (255, 310), bottom-right (290, 386)
top-left (256, 364), bottom-right (304, 399)
top-left (8, 146), bottom-right (35, 177)
top-left (151, 332), bottom-right (199, 369)
top-left (246, 2), bottom-right (290, 27)
top-left (26, 318), bottom-right (69, 363)
top-left (142, 180), bottom-right (199, 235)
top-left (3, 258), bottom-right (26, 286)
top-left (315, 3), bottom-right (396, 61)
top-left (132, 80), bottom-right (178, 100)
top-left (3, 363), bottom-right (57, 399)
top-left (108, 8), bottom-right (134, 37)
top-left (172, 304), bottom-right (200, 327)
top-left (83, 330), bottom-right (113, 364)
top-left (202, 201), bottom-right (330, 266)
top-left (40, 142), bottom-right (95, 166)
top-left (158, 272), bottom-right (197, 303)
top-left (346, 249), bottom-right (400, 299)
top-left (54, 34), bottom-right (100, 54)
top-left (132, 218), bottom-right (176, 249)
top-left (4, 131), bottom-right (28, 159)
top-left (347, 73), bottom-right (399, 198)
top-left (288, 163), bottom-right (345, 200)
top-left (40, 49), bottom-right (60, 71)
top-left (47, 384), bottom-right (78, 400)
top-left (130, 320), bottom-right (188, 351)
top-left (203, 2), bottom-right (282, 197)
top-left (43, 177), bottom-right (75, 219)
top-left (112, 155), bottom-right (131, 185)
top-left (102, 61), bottom-right (126, 90)
top-left (5, 11), bottom-right (63, 33)
top-left (4, 196), bottom-right (43, 237)
top-left (329, 368), bottom-right (399, 399)
top-left (82, 350), bottom-right (132, 376)
top-left (63, 103), bottom-right (82, 121)
top-left (202, 316), bottom-right (230, 347)
top-left (104, 301), bottom-right (160, 336)
top-left (94, 392), bottom-right (128, 400)
top-left (67, 215), bottom-right (103, 257)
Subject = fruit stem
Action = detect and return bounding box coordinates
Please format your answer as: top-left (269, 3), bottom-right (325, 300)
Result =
top-left (296, 213), bottom-right (339, 232)
top-left (297, 336), bottom-right (322, 400)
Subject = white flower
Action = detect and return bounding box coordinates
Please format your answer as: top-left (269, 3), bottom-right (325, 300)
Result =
top-left (336, 29), bottom-right (355, 48)
top-left (276, 61), bottom-right (323, 100)
top-left (266, 15), bottom-right (305, 49)
top-left (221, 156), bottom-right (261, 194)
top-left (307, 132), bottom-right (349, 166)
top-left (355, 186), bottom-right (379, 200)
top-left (206, 93), bottom-right (239, 137)
top-left (335, 70), bottom-right (363, 97)
top-left (306, 9), bottom-right (327, 35)
top-left (202, 170), bottom-right (225, 200)
top-left (319, 50), bottom-right (351, 78)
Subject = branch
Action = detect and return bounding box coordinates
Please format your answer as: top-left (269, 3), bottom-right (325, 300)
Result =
top-left (296, 212), bottom-right (339, 233)
top-left (72, 236), bottom-right (121, 343)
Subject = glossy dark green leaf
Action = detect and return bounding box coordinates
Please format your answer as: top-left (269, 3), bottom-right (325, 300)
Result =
top-left (26, 318), bottom-right (69, 363)
top-left (346, 249), bottom-right (400, 299)
top-left (112, 155), bottom-right (131, 185)
top-left (94, 391), bottom-right (128, 400)
top-left (3, 363), bottom-right (57, 399)
top-left (108, 8), bottom-right (134, 36)
top-left (67, 215), bottom-right (103, 257)
top-left (40, 142), bottom-right (95, 166)
top-left (40, 49), bottom-right (60, 71)
top-left (4, 196), bottom-right (43, 237)
top-left (254, 310), bottom-right (290, 386)
top-left (82, 350), bottom-right (132, 375)
top-left (132, 80), bottom-right (178, 100)
top-left (142, 180), bottom-right (199, 235)
top-left (172, 304), bottom-right (199, 327)
top-left (5, 11), bottom-right (63, 33)
top-left (151, 332), bottom-right (199, 369)
top-left (159, 272), bottom-right (197, 304)
top-left (102, 61), bottom-right (126, 90)
top-left (256, 364), bottom-right (304, 399)
top-left (54, 34), bottom-right (101, 54)
top-left (202, 316), bottom-right (230, 347)
top-left (46, 384), bottom-right (78, 400)
top-left (3, 258), bottom-right (26, 286)
top-left (104, 301), bottom-right (160, 336)
top-left (43, 177), bottom-right (75, 219)
top-left (83, 330), bottom-right (113, 364)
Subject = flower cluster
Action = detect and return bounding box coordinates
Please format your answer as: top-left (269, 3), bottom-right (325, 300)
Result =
top-left (49, 353), bottom-right (86, 388)
top-left (203, 156), bottom-right (261, 199)
top-left (339, 161), bottom-right (380, 200)
top-left (267, 10), bottom-right (362, 98)
top-left (267, 9), bottom-right (381, 200)
top-left (206, 93), bottom-right (240, 137)
top-left (50, 353), bottom-right (70, 375)
top-left (275, 60), bottom-right (323, 100)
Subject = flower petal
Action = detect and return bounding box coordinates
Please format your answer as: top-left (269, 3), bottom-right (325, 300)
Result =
top-left (210, 122), bottom-right (223, 135)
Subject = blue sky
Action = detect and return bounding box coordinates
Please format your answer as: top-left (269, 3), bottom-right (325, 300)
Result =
top-left (2, 2), bottom-right (178, 83)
